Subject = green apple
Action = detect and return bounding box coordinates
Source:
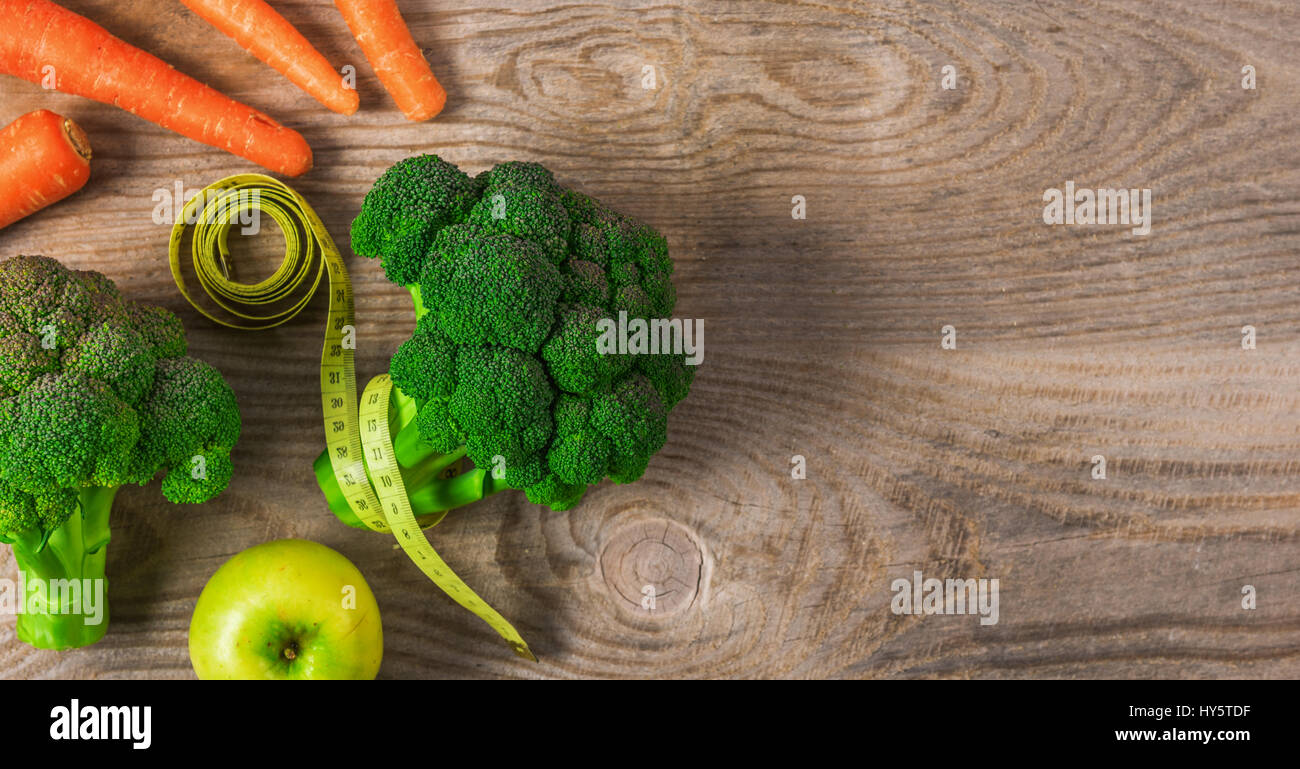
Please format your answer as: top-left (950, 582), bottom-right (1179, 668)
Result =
top-left (189, 539), bottom-right (383, 680)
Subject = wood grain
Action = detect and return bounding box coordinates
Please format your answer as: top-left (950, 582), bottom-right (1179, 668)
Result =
top-left (1, 0), bottom-right (1297, 679)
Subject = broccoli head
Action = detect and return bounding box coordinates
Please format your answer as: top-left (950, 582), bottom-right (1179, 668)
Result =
top-left (0, 255), bottom-right (241, 650)
top-left (320, 156), bottom-right (694, 522)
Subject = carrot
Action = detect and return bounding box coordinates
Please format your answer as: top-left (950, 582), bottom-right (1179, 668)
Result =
top-left (181, 0), bottom-right (359, 116)
top-left (0, 110), bottom-right (91, 230)
top-left (335, 0), bottom-right (446, 121)
top-left (0, 0), bottom-right (312, 177)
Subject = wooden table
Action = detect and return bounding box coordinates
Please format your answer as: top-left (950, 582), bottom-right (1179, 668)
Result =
top-left (1, 0), bottom-right (1296, 679)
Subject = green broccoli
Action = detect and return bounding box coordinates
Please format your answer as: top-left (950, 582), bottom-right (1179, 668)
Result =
top-left (0, 255), bottom-right (241, 650)
top-left (316, 156), bottom-right (693, 524)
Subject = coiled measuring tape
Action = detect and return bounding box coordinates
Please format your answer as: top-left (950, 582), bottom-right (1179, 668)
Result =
top-left (168, 175), bottom-right (536, 661)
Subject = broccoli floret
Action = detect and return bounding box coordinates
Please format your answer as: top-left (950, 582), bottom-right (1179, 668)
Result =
top-left (389, 313), bottom-right (458, 404)
top-left (349, 155), bottom-right (481, 286)
top-left (545, 394), bottom-right (612, 487)
top-left (0, 254), bottom-right (70, 329)
top-left (637, 350), bottom-right (696, 411)
top-left (0, 481), bottom-right (43, 545)
top-left (541, 304), bottom-right (631, 396)
top-left (317, 156), bottom-right (694, 522)
top-left (448, 346), bottom-right (555, 438)
top-left (562, 260), bottom-right (610, 306)
top-left (468, 162), bottom-right (572, 265)
top-left (591, 374), bottom-right (668, 484)
top-left (420, 224), bottom-right (563, 354)
top-left (0, 255), bottom-right (241, 650)
top-left (129, 303), bottom-right (189, 359)
top-left (523, 471), bottom-right (586, 512)
top-left (63, 322), bottom-right (157, 406)
top-left (614, 283), bottom-right (658, 321)
top-left (132, 357), bottom-right (241, 502)
top-left (0, 328), bottom-right (59, 396)
top-left (0, 372), bottom-right (140, 493)
top-left (393, 318), bottom-right (557, 483)
top-left (466, 409), bottom-right (551, 489)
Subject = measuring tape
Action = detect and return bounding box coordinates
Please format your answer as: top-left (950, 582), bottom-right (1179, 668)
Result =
top-left (359, 374), bottom-right (535, 661)
top-left (169, 175), bottom-right (536, 661)
top-left (167, 174), bottom-right (388, 533)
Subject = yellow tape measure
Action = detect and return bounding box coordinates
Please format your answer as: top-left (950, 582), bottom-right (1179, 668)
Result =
top-left (169, 175), bottom-right (535, 661)
top-left (359, 374), bottom-right (535, 661)
top-left (167, 174), bottom-right (389, 533)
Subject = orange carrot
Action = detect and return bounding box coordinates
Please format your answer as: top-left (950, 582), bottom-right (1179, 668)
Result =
top-left (181, 0), bottom-right (359, 116)
top-left (335, 0), bottom-right (446, 121)
top-left (0, 110), bottom-right (91, 230)
top-left (0, 0), bottom-right (312, 177)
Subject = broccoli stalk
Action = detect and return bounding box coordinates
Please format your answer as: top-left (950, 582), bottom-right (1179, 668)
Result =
top-left (0, 255), bottom-right (241, 650)
top-left (315, 156), bottom-right (694, 526)
top-left (6, 486), bottom-right (117, 649)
